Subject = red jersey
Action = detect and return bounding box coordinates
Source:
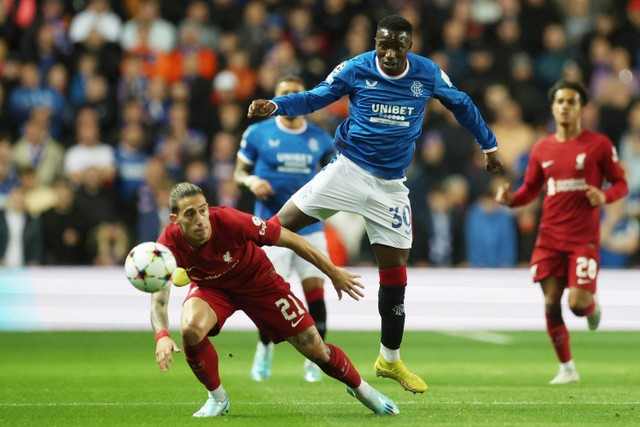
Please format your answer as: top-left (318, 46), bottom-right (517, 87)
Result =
top-left (512, 130), bottom-right (627, 251)
top-left (157, 206), bottom-right (281, 289)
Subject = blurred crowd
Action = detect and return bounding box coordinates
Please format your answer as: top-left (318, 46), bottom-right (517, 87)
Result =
top-left (0, 0), bottom-right (639, 268)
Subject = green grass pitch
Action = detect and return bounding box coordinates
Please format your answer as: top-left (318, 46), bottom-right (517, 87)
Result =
top-left (0, 330), bottom-right (638, 426)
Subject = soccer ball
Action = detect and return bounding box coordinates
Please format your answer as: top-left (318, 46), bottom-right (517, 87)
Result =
top-left (124, 242), bottom-right (177, 293)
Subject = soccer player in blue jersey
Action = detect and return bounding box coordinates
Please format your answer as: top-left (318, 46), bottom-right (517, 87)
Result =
top-left (234, 75), bottom-right (335, 383)
top-left (248, 14), bottom-right (504, 394)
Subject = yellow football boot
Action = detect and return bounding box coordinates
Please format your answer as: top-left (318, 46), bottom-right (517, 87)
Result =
top-left (374, 355), bottom-right (427, 394)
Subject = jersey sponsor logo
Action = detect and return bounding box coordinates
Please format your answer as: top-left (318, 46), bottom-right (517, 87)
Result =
top-left (325, 61), bottom-right (346, 84)
top-left (291, 315), bottom-right (305, 327)
top-left (370, 103), bottom-right (413, 126)
top-left (546, 177), bottom-right (588, 196)
top-left (276, 152), bottom-right (314, 174)
top-left (541, 160), bottom-right (554, 168)
top-left (365, 79), bottom-right (378, 88)
top-left (440, 70), bottom-right (453, 88)
top-left (268, 138), bottom-right (280, 148)
top-left (411, 81), bottom-right (424, 97)
top-left (575, 153), bottom-right (586, 170)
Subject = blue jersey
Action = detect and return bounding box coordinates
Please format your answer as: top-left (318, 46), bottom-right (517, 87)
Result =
top-left (271, 51), bottom-right (498, 179)
top-left (238, 117), bottom-right (334, 235)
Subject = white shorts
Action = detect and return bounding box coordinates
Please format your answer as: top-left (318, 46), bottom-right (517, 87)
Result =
top-left (291, 154), bottom-right (412, 249)
top-left (263, 231), bottom-right (328, 281)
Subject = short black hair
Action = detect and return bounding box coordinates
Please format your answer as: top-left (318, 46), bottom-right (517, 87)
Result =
top-left (377, 15), bottom-right (412, 36)
top-left (548, 80), bottom-right (589, 106)
top-left (170, 182), bottom-right (204, 214)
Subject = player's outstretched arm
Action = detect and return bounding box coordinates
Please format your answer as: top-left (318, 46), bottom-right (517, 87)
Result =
top-left (276, 226), bottom-right (364, 301)
top-left (247, 99), bottom-right (276, 118)
top-left (151, 285), bottom-right (181, 372)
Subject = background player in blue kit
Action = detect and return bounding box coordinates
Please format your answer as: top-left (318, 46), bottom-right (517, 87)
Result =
top-left (248, 14), bottom-right (504, 394)
top-left (235, 76), bottom-right (335, 383)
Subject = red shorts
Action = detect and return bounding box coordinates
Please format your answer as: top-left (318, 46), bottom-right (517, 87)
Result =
top-left (183, 273), bottom-right (315, 343)
top-left (530, 243), bottom-right (599, 293)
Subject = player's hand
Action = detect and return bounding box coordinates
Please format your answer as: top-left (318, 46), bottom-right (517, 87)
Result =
top-left (155, 337), bottom-right (181, 372)
top-left (586, 185), bottom-right (606, 206)
top-left (329, 268), bottom-right (365, 301)
top-left (246, 176), bottom-right (275, 201)
top-left (484, 151), bottom-right (505, 175)
top-left (171, 267), bottom-right (191, 287)
top-left (495, 182), bottom-right (513, 206)
top-left (247, 100), bottom-right (276, 117)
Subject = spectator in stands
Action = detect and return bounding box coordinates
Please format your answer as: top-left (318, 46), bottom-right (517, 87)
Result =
top-left (64, 107), bottom-right (116, 185)
top-left (0, 186), bottom-right (43, 266)
top-left (74, 166), bottom-right (128, 265)
top-left (69, 0), bottom-right (122, 44)
top-left (8, 61), bottom-right (65, 138)
top-left (465, 177), bottom-right (517, 267)
top-left (120, 0), bottom-right (176, 54)
top-left (11, 115), bottom-right (65, 186)
top-left (600, 198), bottom-right (640, 268)
top-left (135, 156), bottom-right (172, 243)
top-left (0, 135), bottom-right (19, 209)
top-left (41, 178), bottom-right (91, 265)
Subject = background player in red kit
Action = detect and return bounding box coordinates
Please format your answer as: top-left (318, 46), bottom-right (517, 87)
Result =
top-left (150, 182), bottom-right (399, 417)
top-left (496, 80), bottom-right (628, 384)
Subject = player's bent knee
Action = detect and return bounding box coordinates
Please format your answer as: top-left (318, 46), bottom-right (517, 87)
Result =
top-left (181, 319), bottom-right (211, 345)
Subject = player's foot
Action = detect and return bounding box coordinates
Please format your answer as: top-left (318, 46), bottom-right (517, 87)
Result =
top-left (251, 341), bottom-right (274, 381)
top-left (303, 359), bottom-right (323, 382)
top-left (549, 368), bottom-right (580, 385)
top-left (374, 355), bottom-right (427, 393)
top-left (587, 297), bottom-right (601, 331)
top-left (347, 386), bottom-right (400, 415)
top-left (193, 395), bottom-right (230, 417)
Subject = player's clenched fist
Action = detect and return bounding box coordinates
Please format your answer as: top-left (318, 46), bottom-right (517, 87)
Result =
top-left (247, 100), bottom-right (276, 117)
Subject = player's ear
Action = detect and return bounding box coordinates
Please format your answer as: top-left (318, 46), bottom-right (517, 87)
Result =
top-left (169, 213), bottom-right (178, 224)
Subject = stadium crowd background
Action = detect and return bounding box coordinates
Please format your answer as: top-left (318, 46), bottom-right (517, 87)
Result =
top-left (0, 0), bottom-right (638, 269)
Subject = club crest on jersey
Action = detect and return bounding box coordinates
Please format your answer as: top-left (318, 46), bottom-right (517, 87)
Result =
top-left (325, 61), bottom-right (346, 84)
top-left (411, 81), bottom-right (423, 98)
top-left (222, 251), bottom-right (233, 263)
top-left (308, 138), bottom-right (319, 152)
top-left (365, 79), bottom-right (378, 88)
top-left (268, 138), bottom-right (280, 148)
top-left (575, 153), bottom-right (586, 170)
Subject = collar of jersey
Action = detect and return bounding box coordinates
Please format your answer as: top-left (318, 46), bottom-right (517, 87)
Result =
top-left (275, 116), bottom-right (308, 134)
top-left (375, 56), bottom-right (410, 79)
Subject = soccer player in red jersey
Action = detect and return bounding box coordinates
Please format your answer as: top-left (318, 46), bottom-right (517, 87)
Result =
top-left (496, 80), bottom-right (628, 384)
top-left (150, 182), bottom-right (399, 417)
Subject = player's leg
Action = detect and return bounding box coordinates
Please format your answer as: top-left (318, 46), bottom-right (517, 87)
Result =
top-left (286, 326), bottom-right (399, 415)
top-left (371, 244), bottom-right (426, 393)
top-left (540, 276), bottom-right (580, 384)
top-left (244, 278), bottom-right (397, 414)
top-left (566, 251), bottom-right (600, 330)
top-left (181, 293), bottom-right (233, 417)
top-left (250, 245), bottom-right (293, 381)
top-left (296, 231), bottom-right (329, 382)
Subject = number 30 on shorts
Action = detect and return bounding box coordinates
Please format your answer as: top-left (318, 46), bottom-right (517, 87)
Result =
top-left (390, 205), bottom-right (411, 235)
top-left (576, 257), bottom-right (597, 282)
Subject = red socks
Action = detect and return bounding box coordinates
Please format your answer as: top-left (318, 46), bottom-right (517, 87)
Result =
top-left (319, 343), bottom-right (361, 388)
top-left (545, 311), bottom-right (572, 363)
top-left (183, 337), bottom-right (220, 391)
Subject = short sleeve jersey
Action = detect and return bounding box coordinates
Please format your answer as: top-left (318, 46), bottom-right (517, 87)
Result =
top-left (157, 206), bottom-right (281, 289)
top-left (522, 130), bottom-right (626, 250)
top-left (237, 117), bottom-right (334, 235)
